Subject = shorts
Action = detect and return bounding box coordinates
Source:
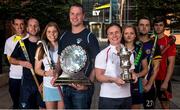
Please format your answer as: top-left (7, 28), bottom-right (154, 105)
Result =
top-left (155, 80), bottom-right (172, 101)
top-left (132, 93), bottom-right (144, 104)
top-left (131, 78), bottom-right (144, 104)
top-left (143, 87), bottom-right (156, 109)
top-left (43, 86), bottom-right (62, 102)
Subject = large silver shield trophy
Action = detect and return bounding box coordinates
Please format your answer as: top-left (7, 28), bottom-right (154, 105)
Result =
top-left (118, 46), bottom-right (132, 83)
top-left (54, 45), bottom-right (92, 85)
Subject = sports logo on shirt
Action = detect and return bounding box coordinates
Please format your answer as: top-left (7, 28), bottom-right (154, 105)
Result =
top-left (76, 38), bottom-right (82, 44)
top-left (160, 45), bottom-right (164, 50)
top-left (145, 49), bottom-right (151, 55)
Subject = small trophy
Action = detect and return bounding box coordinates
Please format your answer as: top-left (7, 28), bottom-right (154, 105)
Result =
top-left (118, 46), bottom-right (132, 83)
top-left (54, 45), bottom-right (92, 86)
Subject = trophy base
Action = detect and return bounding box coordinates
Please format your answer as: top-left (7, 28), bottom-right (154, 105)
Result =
top-left (121, 74), bottom-right (132, 83)
top-left (54, 77), bottom-right (92, 86)
top-left (122, 79), bottom-right (133, 83)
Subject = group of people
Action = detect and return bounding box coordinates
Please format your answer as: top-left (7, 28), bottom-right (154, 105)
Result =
top-left (95, 16), bottom-right (176, 109)
top-left (4, 15), bottom-right (64, 108)
top-left (4, 3), bottom-right (176, 109)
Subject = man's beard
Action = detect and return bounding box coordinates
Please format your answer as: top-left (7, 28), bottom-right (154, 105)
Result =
top-left (139, 32), bottom-right (148, 36)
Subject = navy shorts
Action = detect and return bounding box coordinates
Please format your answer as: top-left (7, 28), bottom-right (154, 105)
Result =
top-left (131, 93), bottom-right (144, 104)
top-left (143, 87), bottom-right (156, 109)
top-left (131, 78), bottom-right (144, 104)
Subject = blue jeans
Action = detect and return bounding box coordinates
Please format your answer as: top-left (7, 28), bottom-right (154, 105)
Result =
top-left (62, 85), bottom-right (94, 109)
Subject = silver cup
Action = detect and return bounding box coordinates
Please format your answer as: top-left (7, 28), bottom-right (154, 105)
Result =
top-left (118, 46), bottom-right (132, 82)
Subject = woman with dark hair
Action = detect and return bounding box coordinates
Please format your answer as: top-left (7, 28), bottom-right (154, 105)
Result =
top-left (35, 22), bottom-right (64, 109)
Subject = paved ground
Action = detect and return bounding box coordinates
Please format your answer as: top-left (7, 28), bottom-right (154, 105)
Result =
top-left (0, 84), bottom-right (12, 109)
top-left (0, 74), bottom-right (180, 109)
top-left (90, 78), bottom-right (180, 109)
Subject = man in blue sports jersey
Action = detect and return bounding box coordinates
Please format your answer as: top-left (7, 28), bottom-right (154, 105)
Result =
top-left (137, 16), bottom-right (162, 109)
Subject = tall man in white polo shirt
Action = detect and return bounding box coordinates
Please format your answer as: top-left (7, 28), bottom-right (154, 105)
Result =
top-left (4, 15), bottom-right (29, 109)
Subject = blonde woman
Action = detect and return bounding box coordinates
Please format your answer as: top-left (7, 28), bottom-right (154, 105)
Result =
top-left (121, 25), bottom-right (148, 109)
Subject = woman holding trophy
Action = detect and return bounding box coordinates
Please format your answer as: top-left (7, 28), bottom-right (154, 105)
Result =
top-left (121, 25), bottom-right (148, 109)
top-left (95, 23), bottom-right (137, 109)
top-left (34, 22), bottom-right (64, 109)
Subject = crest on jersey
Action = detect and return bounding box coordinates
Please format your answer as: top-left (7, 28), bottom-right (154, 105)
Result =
top-left (145, 49), bottom-right (151, 55)
top-left (160, 45), bottom-right (164, 50)
top-left (76, 38), bottom-right (82, 44)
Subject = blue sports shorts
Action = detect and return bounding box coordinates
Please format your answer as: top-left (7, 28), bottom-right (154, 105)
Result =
top-left (43, 86), bottom-right (63, 102)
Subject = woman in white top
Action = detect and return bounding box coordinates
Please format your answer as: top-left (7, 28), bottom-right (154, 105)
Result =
top-left (35, 22), bottom-right (64, 109)
top-left (95, 23), bottom-right (137, 109)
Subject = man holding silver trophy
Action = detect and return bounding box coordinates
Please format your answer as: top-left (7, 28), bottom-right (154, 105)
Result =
top-left (56, 3), bottom-right (100, 109)
top-left (95, 23), bottom-right (137, 109)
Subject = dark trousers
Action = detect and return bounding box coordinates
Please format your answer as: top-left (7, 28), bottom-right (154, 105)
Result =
top-left (99, 96), bottom-right (132, 109)
top-left (19, 79), bottom-right (45, 109)
top-left (9, 78), bottom-right (21, 109)
top-left (63, 85), bottom-right (94, 109)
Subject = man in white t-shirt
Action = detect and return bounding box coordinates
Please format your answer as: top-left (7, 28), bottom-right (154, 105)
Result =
top-left (4, 15), bottom-right (28, 109)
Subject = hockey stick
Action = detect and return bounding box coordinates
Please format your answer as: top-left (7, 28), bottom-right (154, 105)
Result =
top-left (37, 40), bottom-right (64, 98)
top-left (37, 40), bottom-right (54, 69)
top-left (144, 32), bottom-right (158, 79)
top-left (16, 35), bottom-right (42, 98)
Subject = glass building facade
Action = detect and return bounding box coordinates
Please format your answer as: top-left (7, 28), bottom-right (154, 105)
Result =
top-left (82, 0), bottom-right (136, 41)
